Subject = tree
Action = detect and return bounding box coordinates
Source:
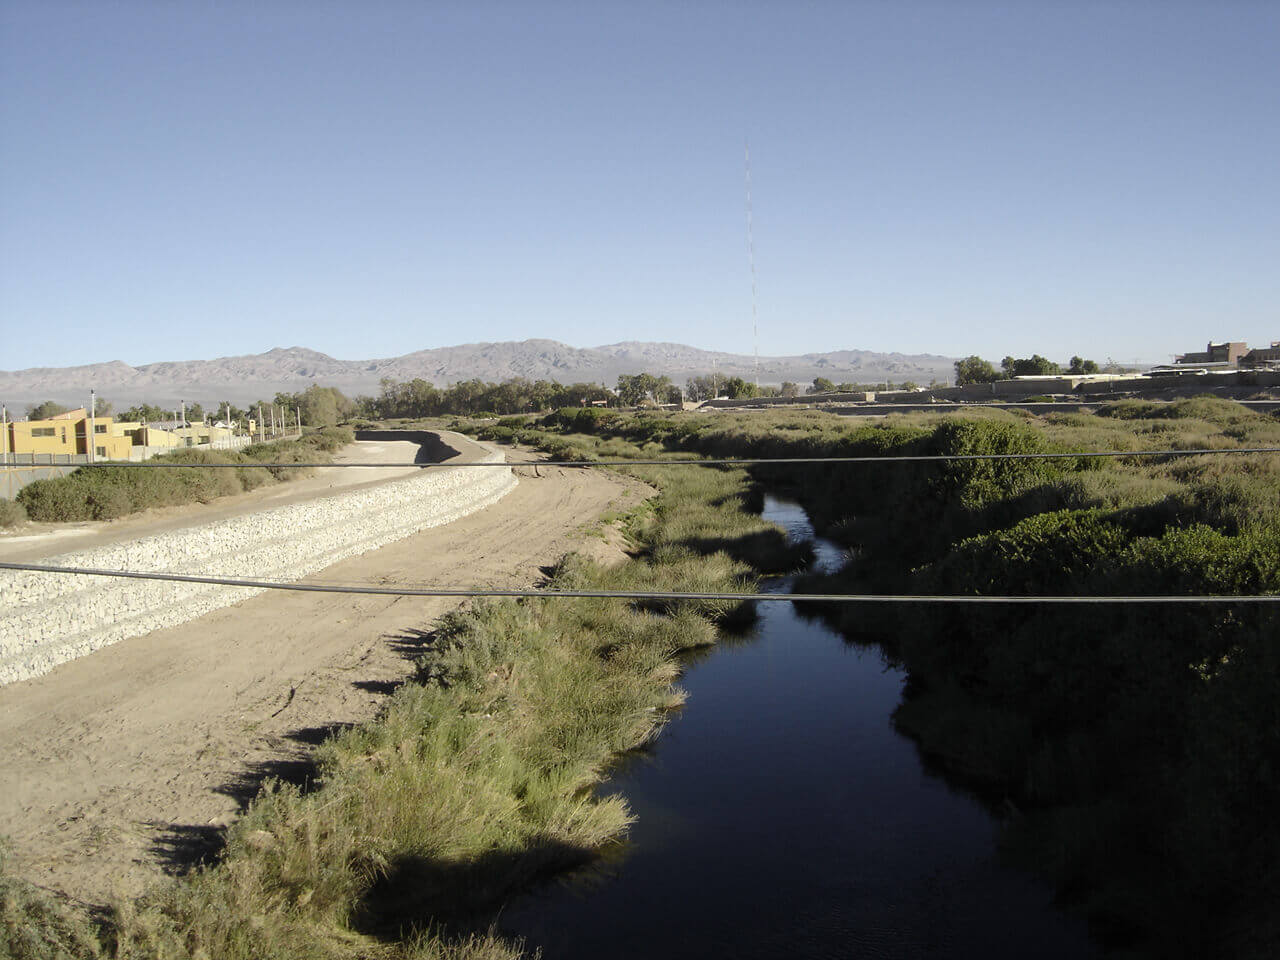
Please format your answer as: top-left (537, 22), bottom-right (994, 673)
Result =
top-left (119, 402), bottom-right (170, 424)
top-left (615, 374), bottom-right (651, 407)
top-left (954, 356), bottom-right (1000, 385)
top-left (1068, 356), bottom-right (1099, 375)
top-left (721, 376), bottom-right (759, 399)
top-left (1001, 355), bottom-right (1061, 378)
top-left (297, 385), bottom-right (353, 427)
top-left (25, 401), bottom-right (70, 420)
top-left (780, 381), bottom-right (799, 398)
top-left (808, 377), bottom-right (836, 394)
top-left (561, 382), bottom-right (613, 407)
top-left (685, 375), bottom-right (718, 402)
top-left (616, 373), bottom-right (675, 406)
top-left (444, 379), bottom-right (488, 416)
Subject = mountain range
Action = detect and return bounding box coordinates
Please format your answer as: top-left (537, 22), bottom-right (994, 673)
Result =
top-left (0, 340), bottom-right (958, 410)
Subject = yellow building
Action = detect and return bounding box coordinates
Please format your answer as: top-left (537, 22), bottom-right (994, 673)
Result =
top-left (172, 424), bottom-right (238, 447)
top-left (5, 409), bottom-right (133, 460)
top-left (130, 425), bottom-right (182, 449)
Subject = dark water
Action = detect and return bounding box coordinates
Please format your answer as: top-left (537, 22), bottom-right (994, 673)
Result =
top-left (500, 497), bottom-right (1098, 958)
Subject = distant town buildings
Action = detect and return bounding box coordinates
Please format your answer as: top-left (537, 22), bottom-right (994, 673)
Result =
top-left (1240, 341), bottom-right (1280, 369)
top-left (2, 409), bottom-right (249, 461)
top-left (1174, 340), bottom-right (1279, 370)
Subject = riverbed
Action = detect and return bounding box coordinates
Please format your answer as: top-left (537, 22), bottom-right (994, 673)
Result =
top-left (500, 496), bottom-right (1099, 958)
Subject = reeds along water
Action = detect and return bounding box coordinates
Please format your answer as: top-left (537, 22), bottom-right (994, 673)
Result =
top-left (497, 496), bottom-right (1098, 960)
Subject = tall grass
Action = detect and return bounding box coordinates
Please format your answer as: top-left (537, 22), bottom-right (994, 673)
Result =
top-left (1, 845), bottom-right (105, 960)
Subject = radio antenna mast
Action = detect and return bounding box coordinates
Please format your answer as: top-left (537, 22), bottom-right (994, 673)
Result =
top-left (744, 139), bottom-right (760, 391)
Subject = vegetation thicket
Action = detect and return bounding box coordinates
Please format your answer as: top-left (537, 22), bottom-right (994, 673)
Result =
top-left (15, 427), bottom-right (355, 523)
top-left (2, 436), bottom-right (805, 959)
top-left (471, 398), bottom-right (1278, 958)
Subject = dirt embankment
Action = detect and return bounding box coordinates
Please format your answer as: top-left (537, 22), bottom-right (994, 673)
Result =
top-left (0, 441), bottom-right (649, 905)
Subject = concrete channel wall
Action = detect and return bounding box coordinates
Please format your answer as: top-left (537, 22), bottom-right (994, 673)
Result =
top-left (0, 434), bottom-right (515, 686)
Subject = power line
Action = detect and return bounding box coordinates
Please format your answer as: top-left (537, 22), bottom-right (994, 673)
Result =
top-left (2, 560), bottom-right (1276, 604)
top-left (53, 446), bottom-right (1280, 469)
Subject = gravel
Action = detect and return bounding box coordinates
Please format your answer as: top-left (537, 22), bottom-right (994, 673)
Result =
top-left (0, 452), bottom-right (515, 685)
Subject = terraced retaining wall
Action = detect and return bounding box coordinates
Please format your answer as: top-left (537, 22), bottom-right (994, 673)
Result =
top-left (0, 438), bottom-right (515, 685)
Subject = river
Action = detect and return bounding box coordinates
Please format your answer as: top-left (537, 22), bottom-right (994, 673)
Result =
top-left (499, 496), bottom-right (1099, 958)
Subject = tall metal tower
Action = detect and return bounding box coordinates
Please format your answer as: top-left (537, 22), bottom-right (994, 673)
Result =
top-left (744, 140), bottom-right (760, 391)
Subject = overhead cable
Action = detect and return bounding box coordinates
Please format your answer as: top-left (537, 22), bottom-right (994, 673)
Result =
top-left (2, 561), bottom-right (1276, 604)
top-left (56, 446), bottom-right (1280, 469)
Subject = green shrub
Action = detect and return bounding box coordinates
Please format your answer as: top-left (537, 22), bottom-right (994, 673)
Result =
top-left (1098, 395), bottom-right (1262, 425)
top-left (14, 434), bottom-right (351, 523)
top-left (16, 477), bottom-right (95, 522)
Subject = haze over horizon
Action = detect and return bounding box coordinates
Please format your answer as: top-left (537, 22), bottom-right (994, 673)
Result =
top-left (2, 2), bottom-right (1276, 371)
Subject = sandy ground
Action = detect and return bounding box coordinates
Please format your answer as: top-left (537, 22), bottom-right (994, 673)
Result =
top-left (0, 440), bottom-right (649, 905)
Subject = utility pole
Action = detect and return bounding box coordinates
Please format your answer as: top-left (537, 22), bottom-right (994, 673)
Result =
top-left (224, 402), bottom-right (231, 448)
top-left (296, 407), bottom-right (301, 436)
top-left (89, 390), bottom-right (96, 463)
top-left (2, 404), bottom-right (9, 501)
top-left (257, 404), bottom-right (264, 443)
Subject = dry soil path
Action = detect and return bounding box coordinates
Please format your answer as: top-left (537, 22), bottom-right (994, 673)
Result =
top-left (0, 442), bottom-right (648, 905)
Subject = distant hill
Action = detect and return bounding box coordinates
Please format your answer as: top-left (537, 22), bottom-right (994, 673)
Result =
top-left (0, 340), bottom-right (958, 409)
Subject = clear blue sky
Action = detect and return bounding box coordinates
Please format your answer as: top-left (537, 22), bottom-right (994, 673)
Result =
top-left (2, 1), bottom-right (1277, 370)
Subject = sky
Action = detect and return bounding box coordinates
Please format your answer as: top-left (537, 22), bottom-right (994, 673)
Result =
top-left (1, 0), bottom-right (1277, 371)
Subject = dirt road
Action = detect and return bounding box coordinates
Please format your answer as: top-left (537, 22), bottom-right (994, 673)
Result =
top-left (0, 450), bottom-right (648, 905)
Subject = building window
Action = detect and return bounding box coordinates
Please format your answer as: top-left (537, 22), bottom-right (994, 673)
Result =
top-left (95, 424), bottom-right (107, 433)
top-left (31, 427), bottom-right (55, 437)
top-left (96, 446), bottom-right (107, 457)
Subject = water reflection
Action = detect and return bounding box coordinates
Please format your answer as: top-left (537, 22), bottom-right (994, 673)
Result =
top-left (499, 497), bottom-right (1098, 959)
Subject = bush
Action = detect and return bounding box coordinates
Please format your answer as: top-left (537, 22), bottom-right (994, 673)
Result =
top-left (1099, 396), bottom-right (1261, 425)
top-left (16, 477), bottom-right (96, 522)
top-left (0, 498), bottom-right (29, 528)
top-left (15, 434), bottom-right (351, 523)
